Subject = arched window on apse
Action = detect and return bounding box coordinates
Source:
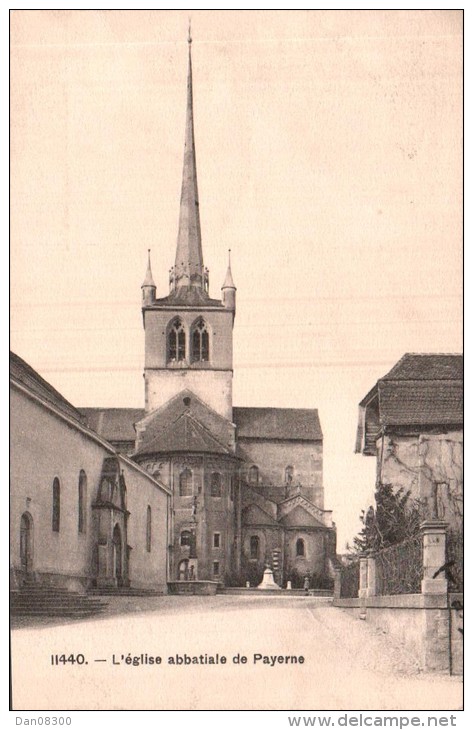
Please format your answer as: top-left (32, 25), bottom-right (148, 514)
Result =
top-left (179, 468), bottom-right (193, 497)
top-left (210, 472), bottom-right (222, 497)
top-left (285, 465), bottom-right (294, 485)
top-left (296, 538), bottom-right (305, 557)
top-left (248, 465), bottom-right (259, 485)
top-left (250, 535), bottom-right (259, 559)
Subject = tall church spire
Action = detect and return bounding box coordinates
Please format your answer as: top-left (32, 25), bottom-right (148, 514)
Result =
top-left (172, 29), bottom-right (205, 291)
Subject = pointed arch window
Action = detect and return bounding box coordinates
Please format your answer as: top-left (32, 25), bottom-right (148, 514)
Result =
top-left (248, 465), bottom-right (259, 485)
top-left (179, 468), bottom-right (193, 497)
top-left (180, 530), bottom-right (191, 547)
top-left (52, 477), bottom-right (60, 532)
top-left (296, 538), bottom-right (305, 557)
top-left (191, 318), bottom-right (209, 362)
top-left (78, 470), bottom-right (87, 533)
top-left (250, 535), bottom-right (259, 559)
top-left (210, 472), bottom-right (222, 497)
top-left (146, 506), bottom-right (152, 552)
top-left (168, 319), bottom-right (186, 362)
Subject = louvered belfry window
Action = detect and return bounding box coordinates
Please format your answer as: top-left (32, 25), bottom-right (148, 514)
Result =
top-left (192, 318), bottom-right (209, 362)
top-left (169, 319), bottom-right (186, 361)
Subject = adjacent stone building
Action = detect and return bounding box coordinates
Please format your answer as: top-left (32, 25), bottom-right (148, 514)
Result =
top-left (355, 353), bottom-right (463, 531)
top-left (10, 352), bottom-right (171, 592)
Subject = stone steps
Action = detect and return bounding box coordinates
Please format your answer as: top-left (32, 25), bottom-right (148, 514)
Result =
top-left (10, 587), bottom-right (108, 618)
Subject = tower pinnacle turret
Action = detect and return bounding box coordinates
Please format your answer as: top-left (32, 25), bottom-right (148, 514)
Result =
top-left (222, 249), bottom-right (236, 315)
top-left (141, 249), bottom-right (156, 305)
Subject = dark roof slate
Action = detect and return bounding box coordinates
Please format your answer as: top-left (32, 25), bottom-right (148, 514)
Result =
top-left (153, 286), bottom-right (223, 308)
top-left (381, 353), bottom-right (463, 381)
top-left (80, 408), bottom-right (145, 441)
top-left (80, 403), bottom-right (323, 445)
top-left (234, 407), bottom-right (322, 441)
top-left (278, 505), bottom-right (326, 529)
top-left (356, 353), bottom-right (463, 454)
top-left (134, 390), bottom-right (235, 457)
top-left (10, 351), bottom-right (82, 423)
top-left (378, 380), bottom-right (463, 427)
top-left (135, 412), bottom-right (233, 457)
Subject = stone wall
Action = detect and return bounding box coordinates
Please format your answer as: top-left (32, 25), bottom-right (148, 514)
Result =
top-left (143, 307), bottom-right (234, 419)
top-left (138, 454), bottom-right (237, 583)
top-left (237, 438), bottom-right (324, 507)
top-left (11, 385), bottom-right (169, 591)
top-left (378, 431), bottom-right (463, 530)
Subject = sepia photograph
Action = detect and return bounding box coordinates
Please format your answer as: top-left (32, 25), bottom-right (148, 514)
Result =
top-left (9, 9), bottom-right (463, 713)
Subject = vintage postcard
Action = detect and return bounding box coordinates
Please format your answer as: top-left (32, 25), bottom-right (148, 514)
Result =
top-left (10, 9), bottom-right (463, 713)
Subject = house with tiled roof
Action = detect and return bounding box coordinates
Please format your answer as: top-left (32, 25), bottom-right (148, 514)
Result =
top-left (355, 353), bottom-right (463, 531)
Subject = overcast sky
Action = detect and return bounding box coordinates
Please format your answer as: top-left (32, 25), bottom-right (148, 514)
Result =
top-left (10, 10), bottom-right (462, 548)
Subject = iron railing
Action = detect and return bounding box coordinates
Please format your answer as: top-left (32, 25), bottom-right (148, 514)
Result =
top-left (340, 560), bottom-right (360, 598)
top-left (374, 533), bottom-right (423, 595)
top-left (446, 529), bottom-right (463, 592)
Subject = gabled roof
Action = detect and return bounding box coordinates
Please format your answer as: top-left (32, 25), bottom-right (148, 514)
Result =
top-left (10, 351), bottom-right (82, 423)
top-left (233, 407), bottom-right (322, 441)
top-left (80, 403), bottom-right (323, 447)
top-left (278, 504), bottom-right (326, 529)
top-left (135, 411), bottom-right (233, 457)
top-left (80, 408), bottom-right (145, 442)
top-left (134, 389), bottom-right (235, 457)
top-left (356, 353), bottom-right (463, 454)
top-left (242, 503), bottom-right (279, 527)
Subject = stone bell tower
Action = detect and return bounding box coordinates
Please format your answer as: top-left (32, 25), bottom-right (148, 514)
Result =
top-left (141, 32), bottom-right (236, 422)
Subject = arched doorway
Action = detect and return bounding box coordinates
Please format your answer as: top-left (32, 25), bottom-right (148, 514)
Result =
top-left (20, 512), bottom-right (33, 576)
top-left (178, 559), bottom-right (189, 581)
top-left (112, 524), bottom-right (122, 586)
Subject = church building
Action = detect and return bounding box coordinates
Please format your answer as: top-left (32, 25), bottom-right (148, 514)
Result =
top-left (81, 36), bottom-right (336, 588)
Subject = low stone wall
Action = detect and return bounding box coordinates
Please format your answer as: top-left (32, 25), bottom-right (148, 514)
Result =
top-left (334, 593), bottom-right (462, 674)
top-left (167, 581), bottom-right (219, 596)
top-left (333, 522), bottom-right (463, 675)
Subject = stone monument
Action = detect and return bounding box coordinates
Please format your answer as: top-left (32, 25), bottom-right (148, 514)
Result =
top-left (257, 565), bottom-right (281, 590)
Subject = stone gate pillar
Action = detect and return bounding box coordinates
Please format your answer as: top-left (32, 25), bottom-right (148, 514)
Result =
top-left (358, 555), bottom-right (368, 599)
top-left (421, 520), bottom-right (448, 595)
top-left (420, 520), bottom-right (449, 673)
top-left (366, 552), bottom-right (377, 597)
top-left (333, 568), bottom-right (341, 600)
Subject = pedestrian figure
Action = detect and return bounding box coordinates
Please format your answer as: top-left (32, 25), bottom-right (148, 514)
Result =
top-left (303, 575), bottom-right (310, 595)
